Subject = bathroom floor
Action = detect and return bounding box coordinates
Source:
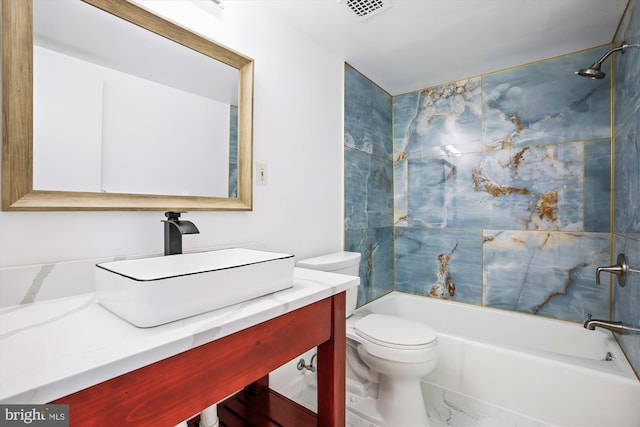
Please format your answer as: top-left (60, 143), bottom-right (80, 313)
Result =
top-left (277, 377), bottom-right (554, 427)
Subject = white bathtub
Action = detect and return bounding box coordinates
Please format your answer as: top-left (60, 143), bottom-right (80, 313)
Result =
top-left (272, 292), bottom-right (640, 427)
top-left (360, 292), bottom-right (640, 427)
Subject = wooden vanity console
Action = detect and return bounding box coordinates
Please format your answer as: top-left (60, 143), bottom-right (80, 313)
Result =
top-left (52, 293), bottom-right (346, 427)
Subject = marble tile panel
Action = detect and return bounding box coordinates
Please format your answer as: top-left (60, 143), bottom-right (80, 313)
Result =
top-left (613, 114), bottom-right (640, 239)
top-left (613, 235), bottom-right (640, 375)
top-left (394, 78), bottom-right (482, 160)
top-left (407, 157), bottom-right (456, 228)
top-left (345, 227), bottom-right (394, 307)
top-left (371, 78), bottom-right (393, 160)
top-left (482, 47), bottom-right (611, 150)
top-left (407, 143), bottom-right (583, 231)
top-left (395, 228), bottom-right (482, 304)
top-left (583, 139), bottom-right (611, 232)
top-left (614, 38), bottom-right (640, 130)
top-left (344, 64), bottom-right (392, 159)
top-left (393, 91), bottom-right (420, 161)
top-left (393, 159), bottom-right (408, 226)
top-left (344, 148), bottom-right (394, 230)
top-left (612, 0), bottom-right (640, 378)
top-left (483, 230), bottom-right (610, 322)
top-left (345, 64), bottom-right (375, 154)
top-left (615, 0), bottom-right (640, 44)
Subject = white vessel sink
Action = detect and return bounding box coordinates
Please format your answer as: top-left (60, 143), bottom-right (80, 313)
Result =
top-left (96, 248), bottom-right (295, 327)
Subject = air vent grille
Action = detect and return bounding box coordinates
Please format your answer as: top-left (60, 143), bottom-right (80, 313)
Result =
top-left (343, 0), bottom-right (393, 20)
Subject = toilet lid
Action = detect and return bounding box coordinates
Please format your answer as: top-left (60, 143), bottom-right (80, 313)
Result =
top-left (354, 314), bottom-right (437, 349)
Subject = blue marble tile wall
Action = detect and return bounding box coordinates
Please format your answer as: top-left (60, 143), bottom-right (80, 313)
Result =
top-left (613, 0), bottom-right (640, 376)
top-left (344, 7), bottom-right (640, 377)
top-left (344, 64), bottom-right (395, 307)
top-left (394, 48), bottom-right (613, 323)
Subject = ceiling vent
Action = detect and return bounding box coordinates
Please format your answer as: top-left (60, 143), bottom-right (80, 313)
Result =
top-left (339, 0), bottom-right (393, 21)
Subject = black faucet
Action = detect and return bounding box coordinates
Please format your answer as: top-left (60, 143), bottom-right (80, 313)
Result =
top-left (162, 211), bottom-right (199, 256)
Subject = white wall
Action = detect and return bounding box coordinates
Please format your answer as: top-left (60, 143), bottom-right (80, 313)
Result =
top-left (0, 1), bottom-right (345, 267)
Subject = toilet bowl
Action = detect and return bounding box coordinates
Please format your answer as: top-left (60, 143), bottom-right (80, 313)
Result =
top-left (296, 252), bottom-right (438, 426)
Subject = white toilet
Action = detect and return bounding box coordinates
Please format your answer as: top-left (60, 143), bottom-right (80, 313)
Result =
top-left (296, 252), bottom-right (438, 427)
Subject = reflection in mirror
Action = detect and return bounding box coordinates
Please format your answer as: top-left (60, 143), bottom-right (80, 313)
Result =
top-left (228, 105), bottom-right (238, 198)
top-left (33, 0), bottom-right (238, 197)
top-left (2, 0), bottom-right (253, 210)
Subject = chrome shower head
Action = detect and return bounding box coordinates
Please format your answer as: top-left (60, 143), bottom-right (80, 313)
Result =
top-left (576, 42), bottom-right (640, 79)
top-left (576, 62), bottom-right (606, 79)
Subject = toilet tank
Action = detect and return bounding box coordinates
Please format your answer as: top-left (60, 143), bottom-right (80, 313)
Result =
top-left (296, 252), bottom-right (361, 317)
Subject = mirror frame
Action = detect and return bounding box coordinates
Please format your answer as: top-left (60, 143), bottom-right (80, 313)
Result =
top-left (2, 0), bottom-right (253, 211)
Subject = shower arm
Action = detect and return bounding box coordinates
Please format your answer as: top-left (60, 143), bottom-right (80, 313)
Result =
top-left (590, 42), bottom-right (640, 68)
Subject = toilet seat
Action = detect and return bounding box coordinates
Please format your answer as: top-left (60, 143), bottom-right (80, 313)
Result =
top-left (350, 314), bottom-right (438, 364)
top-left (355, 314), bottom-right (437, 349)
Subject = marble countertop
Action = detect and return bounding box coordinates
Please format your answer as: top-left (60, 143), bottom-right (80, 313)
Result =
top-left (0, 267), bottom-right (359, 404)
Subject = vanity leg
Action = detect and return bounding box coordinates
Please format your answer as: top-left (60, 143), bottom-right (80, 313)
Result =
top-left (245, 374), bottom-right (269, 394)
top-left (316, 292), bottom-right (346, 427)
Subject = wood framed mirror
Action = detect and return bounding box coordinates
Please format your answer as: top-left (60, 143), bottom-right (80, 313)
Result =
top-left (2, 0), bottom-right (253, 210)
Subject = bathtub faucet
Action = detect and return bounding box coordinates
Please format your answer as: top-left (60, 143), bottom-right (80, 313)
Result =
top-left (584, 314), bottom-right (640, 335)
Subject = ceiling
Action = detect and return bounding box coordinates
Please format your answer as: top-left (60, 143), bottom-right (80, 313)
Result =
top-left (246, 0), bottom-right (628, 95)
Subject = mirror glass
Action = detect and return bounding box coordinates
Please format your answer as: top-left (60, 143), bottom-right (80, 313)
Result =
top-left (2, 0), bottom-right (253, 210)
top-left (33, 0), bottom-right (238, 198)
